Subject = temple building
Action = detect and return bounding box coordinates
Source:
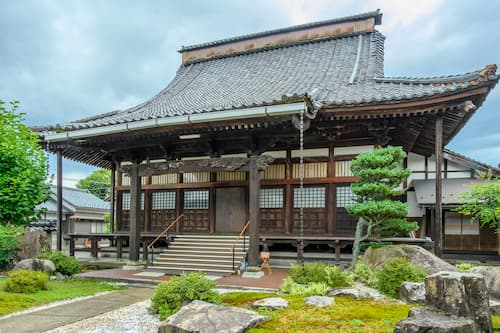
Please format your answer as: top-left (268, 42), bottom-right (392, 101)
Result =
top-left (40, 10), bottom-right (499, 272)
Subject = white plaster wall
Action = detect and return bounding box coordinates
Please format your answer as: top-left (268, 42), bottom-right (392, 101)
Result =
top-left (334, 145), bottom-right (373, 156)
top-left (407, 191), bottom-right (424, 217)
top-left (291, 148), bottom-right (329, 157)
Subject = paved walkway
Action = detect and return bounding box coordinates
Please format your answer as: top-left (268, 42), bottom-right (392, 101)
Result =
top-left (0, 287), bottom-right (154, 333)
top-left (75, 267), bottom-right (288, 290)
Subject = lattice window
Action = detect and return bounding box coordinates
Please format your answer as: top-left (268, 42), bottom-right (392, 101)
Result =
top-left (121, 192), bottom-right (144, 210)
top-left (293, 186), bottom-right (326, 208)
top-left (260, 188), bottom-right (284, 208)
top-left (335, 160), bottom-right (353, 177)
top-left (184, 190), bottom-right (209, 209)
top-left (336, 186), bottom-right (356, 207)
top-left (152, 191), bottom-right (176, 210)
top-left (445, 212), bottom-right (479, 235)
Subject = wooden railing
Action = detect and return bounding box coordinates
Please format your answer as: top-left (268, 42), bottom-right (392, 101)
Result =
top-left (147, 214), bottom-right (184, 265)
top-left (231, 220), bottom-right (250, 270)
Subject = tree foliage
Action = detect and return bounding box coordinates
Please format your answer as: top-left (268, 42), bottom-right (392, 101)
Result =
top-left (455, 170), bottom-right (500, 232)
top-left (347, 146), bottom-right (417, 267)
top-left (76, 168), bottom-right (111, 200)
top-left (0, 100), bottom-right (49, 226)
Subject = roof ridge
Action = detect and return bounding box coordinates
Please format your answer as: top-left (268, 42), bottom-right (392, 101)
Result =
top-left (179, 10), bottom-right (382, 52)
top-left (182, 30), bottom-right (372, 66)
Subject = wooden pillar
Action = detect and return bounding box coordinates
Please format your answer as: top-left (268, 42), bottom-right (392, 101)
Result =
top-left (435, 115), bottom-right (443, 257)
top-left (247, 156), bottom-right (261, 267)
top-left (327, 144), bottom-right (335, 234)
top-left (176, 173), bottom-right (184, 233)
top-left (109, 163), bottom-right (116, 234)
top-left (56, 150), bottom-right (63, 251)
top-left (209, 172), bottom-right (216, 234)
top-left (284, 150), bottom-right (292, 234)
top-left (129, 161), bottom-right (142, 262)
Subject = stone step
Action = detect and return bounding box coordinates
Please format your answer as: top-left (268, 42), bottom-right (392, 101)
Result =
top-left (154, 257), bottom-right (238, 265)
top-left (156, 253), bottom-right (243, 260)
top-left (151, 261), bottom-right (237, 271)
top-left (171, 241), bottom-right (246, 248)
top-left (168, 245), bottom-right (244, 252)
top-left (147, 266), bottom-right (235, 276)
top-left (162, 249), bottom-right (245, 256)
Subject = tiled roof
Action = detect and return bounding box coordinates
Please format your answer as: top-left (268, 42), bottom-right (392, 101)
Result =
top-left (52, 17), bottom-right (498, 131)
top-left (51, 186), bottom-right (109, 210)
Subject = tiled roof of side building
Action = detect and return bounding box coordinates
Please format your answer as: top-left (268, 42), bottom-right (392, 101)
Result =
top-left (52, 14), bottom-right (499, 131)
top-left (50, 186), bottom-right (109, 210)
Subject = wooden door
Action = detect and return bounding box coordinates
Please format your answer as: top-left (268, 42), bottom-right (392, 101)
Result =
top-left (215, 187), bottom-right (247, 233)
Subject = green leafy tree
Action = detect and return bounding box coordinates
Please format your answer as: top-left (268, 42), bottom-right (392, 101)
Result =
top-left (347, 146), bottom-right (417, 267)
top-left (0, 100), bottom-right (49, 226)
top-left (76, 168), bottom-right (111, 200)
top-left (455, 170), bottom-right (500, 232)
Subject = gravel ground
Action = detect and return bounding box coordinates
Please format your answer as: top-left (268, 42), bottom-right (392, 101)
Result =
top-left (44, 300), bottom-right (161, 333)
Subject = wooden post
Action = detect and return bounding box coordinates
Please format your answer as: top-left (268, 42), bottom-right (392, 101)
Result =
top-left (129, 161), bottom-right (142, 262)
top-left (284, 149), bottom-right (292, 234)
top-left (247, 156), bottom-right (261, 267)
top-left (109, 163), bottom-right (116, 234)
top-left (327, 144), bottom-right (335, 234)
top-left (209, 172), bottom-right (216, 234)
top-left (435, 115), bottom-right (443, 257)
top-left (56, 150), bottom-right (63, 252)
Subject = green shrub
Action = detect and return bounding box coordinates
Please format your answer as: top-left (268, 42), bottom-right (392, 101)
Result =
top-left (279, 276), bottom-right (329, 296)
top-left (325, 265), bottom-right (354, 288)
top-left (0, 225), bottom-right (23, 270)
top-left (376, 258), bottom-right (427, 298)
top-left (289, 262), bottom-right (353, 288)
top-left (148, 272), bottom-right (221, 320)
top-left (353, 259), bottom-right (378, 287)
top-left (38, 251), bottom-right (83, 276)
top-left (359, 241), bottom-right (393, 253)
top-left (456, 263), bottom-right (475, 272)
top-left (4, 269), bottom-right (49, 293)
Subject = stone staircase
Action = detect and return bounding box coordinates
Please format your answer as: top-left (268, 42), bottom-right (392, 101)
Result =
top-left (148, 235), bottom-right (249, 276)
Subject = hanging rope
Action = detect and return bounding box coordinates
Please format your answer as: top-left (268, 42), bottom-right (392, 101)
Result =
top-left (299, 109), bottom-right (304, 264)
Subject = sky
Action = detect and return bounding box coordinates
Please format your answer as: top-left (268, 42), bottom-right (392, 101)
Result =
top-left (1, 0), bottom-right (499, 187)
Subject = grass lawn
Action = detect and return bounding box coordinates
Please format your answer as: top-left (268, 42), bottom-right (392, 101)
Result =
top-left (0, 278), bottom-right (123, 316)
top-left (222, 292), bottom-right (500, 333)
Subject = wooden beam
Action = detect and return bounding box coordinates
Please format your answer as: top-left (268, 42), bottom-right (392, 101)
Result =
top-left (247, 156), bottom-right (261, 267)
top-left (285, 149), bottom-right (292, 234)
top-left (327, 144), bottom-right (335, 234)
top-left (120, 156), bottom-right (274, 176)
top-left (129, 161), bottom-right (142, 262)
top-left (56, 150), bottom-right (63, 252)
top-left (435, 115), bottom-right (443, 257)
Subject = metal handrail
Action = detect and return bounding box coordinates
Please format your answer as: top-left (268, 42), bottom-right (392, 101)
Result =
top-left (230, 220), bottom-right (250, 270)
top-left (147, 214), bottom-right (184, 265)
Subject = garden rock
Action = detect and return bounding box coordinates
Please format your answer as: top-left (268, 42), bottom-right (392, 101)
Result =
top-left (252, 297), bottom-right (289, 310)
top-left (304, 296), bottom-right (334, 307)
top-left (364, 245), bottom-right (458, 274)
top-left (425, 271), bottom-right (492, 332)
top-left (13, 258), bottom-right (56, 273)
top-left (470, 266), bottom-right (500, 299)
top-left (158, 300), bottom-right (269, 333)
top-left (398, 282), bottom-right (425, 305)
top-left (328, 283), bottom-right (386, 300)
top-left (16, 230), bottom-right (51, 260)
top-left (394, 308), bottom-right (476, 333)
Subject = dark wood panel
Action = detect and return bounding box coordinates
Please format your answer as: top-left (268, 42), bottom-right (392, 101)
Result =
top-left (215, 187), bottom-right (247, 233)
top-left (260, 208), bottom-right (285, 233)
top-left (480, 226), bottom-right (498, 251)
top-left (151, 209), bottom-right (177, 232)
top-left (291, 208), bottom-right (326, 234)
top-left (334, 207), bottom-right (357, 235)
top-left (183, 209), bottom-right (209, 232)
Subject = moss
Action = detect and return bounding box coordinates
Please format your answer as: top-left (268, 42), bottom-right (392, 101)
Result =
top-left (222, 292), bottom-right (413, 333)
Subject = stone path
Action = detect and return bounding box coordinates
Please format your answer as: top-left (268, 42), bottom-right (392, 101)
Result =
top-left (0, 287), bottom-right (154, 333)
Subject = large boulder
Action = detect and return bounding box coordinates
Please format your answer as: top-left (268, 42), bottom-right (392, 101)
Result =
top-left (470, 266), bottom-right (500, 299)
top-left (399, 282), bottom-right (426, 305)
top-left (158, 300), bottom-right (269, 333)
top-left (394, 308), bottom-right (476, 333)
top-left (13, 258), bottom-right (56, 273)
top-left (16, 229), bottom-right (51, 260)
top-left (425, 271), bottom-right (492, 332)
top-left (364, 245), bottom-right (458, 274)
top-left (304, 296), bottom-right (334, 307)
